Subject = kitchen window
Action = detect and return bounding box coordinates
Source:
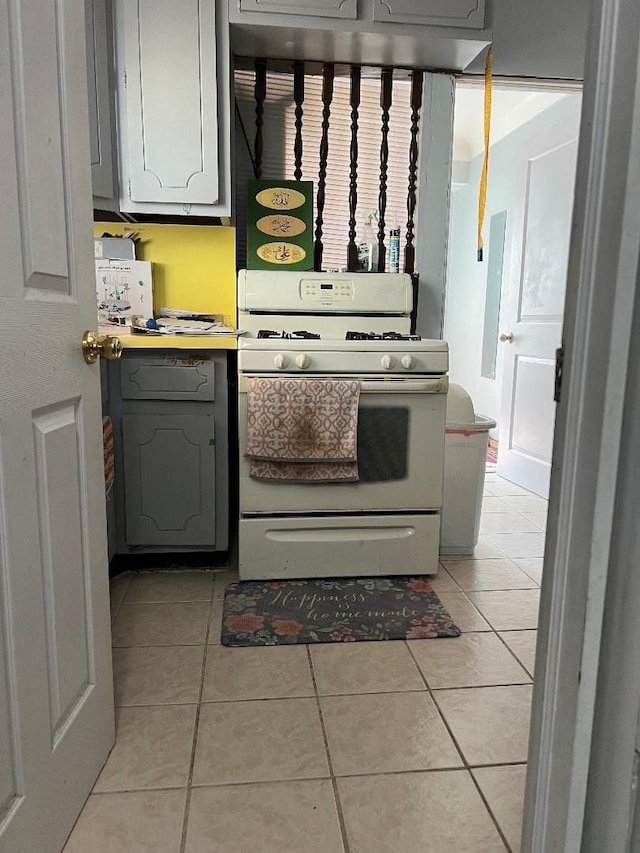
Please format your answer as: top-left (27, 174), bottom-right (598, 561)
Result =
top-left (234, 65), bottom-right (415, 272)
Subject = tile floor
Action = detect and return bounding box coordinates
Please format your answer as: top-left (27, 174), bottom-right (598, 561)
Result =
top-left (64, 473), bottom-right (545, 853)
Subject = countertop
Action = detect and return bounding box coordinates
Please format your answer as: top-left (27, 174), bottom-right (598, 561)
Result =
top-left (117, 334), bottom-right (238, 350)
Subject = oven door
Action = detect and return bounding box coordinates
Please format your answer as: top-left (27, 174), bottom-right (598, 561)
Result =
top-left (238, 374), bottom-right (447, 514)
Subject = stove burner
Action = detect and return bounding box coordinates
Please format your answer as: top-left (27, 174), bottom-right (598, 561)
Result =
top-left (345, 331), bottom-right (422, 341)
top-left (257, 330), bottom-right (321, 339)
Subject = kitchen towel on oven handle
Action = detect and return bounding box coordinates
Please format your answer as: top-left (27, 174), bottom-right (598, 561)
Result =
top-left (245, 377), bottom-right (361, 482)
top-left (245, 378), bottom-right (361, 462)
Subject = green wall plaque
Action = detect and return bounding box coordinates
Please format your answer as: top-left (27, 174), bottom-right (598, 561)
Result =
top-left (247, 180), bottom-right (314, 271)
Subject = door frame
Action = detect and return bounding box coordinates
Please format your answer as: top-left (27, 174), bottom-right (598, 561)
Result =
top-left (523, 0), bottom-right (640, 848)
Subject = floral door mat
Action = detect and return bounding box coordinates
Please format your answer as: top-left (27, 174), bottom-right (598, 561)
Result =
top-left (221, 577), bottom-right (461, 646)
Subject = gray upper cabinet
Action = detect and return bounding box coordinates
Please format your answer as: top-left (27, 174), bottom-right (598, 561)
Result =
top-left (372, 0), bottom-right (485, 29)
top-left (114, 0), bottom-right (232, 216)
top-left (120, 0), bottom-right (219, 205)
top-left (85, 0), bottom-right (117, 203)
top-left (238, 0), bottom-right (358, 18)
top-left (229, 0), bottom-right (490, 69)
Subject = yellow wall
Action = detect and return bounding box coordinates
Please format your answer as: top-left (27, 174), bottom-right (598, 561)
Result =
top-left (94, 223), bottom-right (237, 325)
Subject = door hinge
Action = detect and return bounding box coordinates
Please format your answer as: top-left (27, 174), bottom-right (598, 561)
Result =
top-left (554, 346), bottom-right (564, 403)
top-left (127, 180), bottom-right (132, 199)
top-left (123, 70), bottom-right (127, 89)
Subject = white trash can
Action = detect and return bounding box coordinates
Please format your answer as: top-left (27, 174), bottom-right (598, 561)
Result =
top-left (440, 384), bottom-right (497, 556)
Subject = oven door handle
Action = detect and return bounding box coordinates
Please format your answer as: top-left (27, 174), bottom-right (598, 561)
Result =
top-left (359, 378), bottom-right (448, 394)
top-left (239, 375), bottom-right (448, 394)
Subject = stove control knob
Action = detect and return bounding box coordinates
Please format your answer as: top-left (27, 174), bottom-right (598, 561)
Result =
top-left (401, 354), bottom-right (416, 370)
top-left (381, 355), bottom-right (394, 370)
top-left (274, 353), bottom-right (289, 370)
top-left (296, 353), bottom-right (310, 369)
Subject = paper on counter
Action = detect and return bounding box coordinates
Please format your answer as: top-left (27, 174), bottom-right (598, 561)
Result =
top-left (155, 308), bottom-right (241, 335)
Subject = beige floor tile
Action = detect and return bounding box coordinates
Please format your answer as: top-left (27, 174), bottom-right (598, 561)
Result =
top-left (499, 631), bottom-right (538, 677)
top-left (310, 641), bottom-right (424, 695)
top-left (337, 770), bottom-right (506, 853)
top-left (500, 494), bottom-right (548, 513)
top-left (203, 644), bottom-right (314, 701)
top-left (321, 691), bottom-right (462, 776)
top-left (429, 567), bottom-right (461, 591)
top-left (513, 558), bottom-right (544, 584)
top-left (63, 790), bottom-right (186, 853)
top-left (185, 780), bottom-right (345, 853)
top-left (213, 569), bottom-right (239, 599)
top-left (112, 602), bottom-right (210, 647)
top-left (466, 590), bottom-right (541, 631)
top-left (192, 698), bottom-right (329, 785)
top-left (441, 536), bottom-right (508, 561)
top-left (94, 705), bottom-right (197, 792)
top-left (488, 532), bottom-right (546, 559)
top-left (110, 574), bottom-right (131, 622)
top-left (436, 685), bottom-right (533, 765)
top-left (480, 512), bottom-right (541, 535)
top-left (209, 600), bottom-right (224, 644)
top-left (481, 496), bottom-right (511, 513)
top-left (446, 559), bottom-right (538, 592)
top-left (521, 511), bottom-right (548, 530)
top-left (484, 480), bottom-right (532, 497)
top-left (409, 632), bottom-right (531, 689)
top-left (433, 591), bottom-right (492, 632)
top-left (125, 570), bottom-right (213, 603)
top-left (473, 764), bottom-right (527, 852)
top-left (113, 645), bottom-right (205, 706)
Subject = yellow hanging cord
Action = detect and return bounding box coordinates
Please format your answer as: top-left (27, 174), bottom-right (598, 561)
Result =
top-left (477, 47), bottom-right (493, 262)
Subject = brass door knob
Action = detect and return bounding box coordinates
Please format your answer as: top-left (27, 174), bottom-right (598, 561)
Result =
top-left (499, 332), bottom-right (515, 343)
top-left (82, 330), bottom-right (123, 364)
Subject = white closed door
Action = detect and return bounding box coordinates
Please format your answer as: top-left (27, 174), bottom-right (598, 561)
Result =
top-left (497, 101), bottom-right (581, 498)
top-left (0, 1), bottom-right (114, 851)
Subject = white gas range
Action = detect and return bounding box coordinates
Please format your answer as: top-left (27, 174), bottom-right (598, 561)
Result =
top-left (237, 270), bottom-right (449, 580)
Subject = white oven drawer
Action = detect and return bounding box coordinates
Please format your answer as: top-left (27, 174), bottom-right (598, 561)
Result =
top-left (238, 513), bottom-right (440, 580)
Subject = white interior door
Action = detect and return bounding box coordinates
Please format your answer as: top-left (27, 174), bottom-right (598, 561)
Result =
top-left (0, 1), bottom-right (115, 851)
top-left (497, 106), bottom-right (581, 497)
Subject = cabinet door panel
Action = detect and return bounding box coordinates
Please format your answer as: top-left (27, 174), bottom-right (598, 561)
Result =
top-left (238, 0), bottom-right (357, 19)
top-left (121, 0), bottom-right (220, 204)
top-left (123, 414), bottom-right (216, 546)
top-left (372, 0), bottom-right (485, 29)
top-left (85, 0), bottom-right (116, 199)
top-left (120, 356), bottom-right (216, 401)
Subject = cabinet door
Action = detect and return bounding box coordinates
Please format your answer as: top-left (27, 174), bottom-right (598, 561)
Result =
top-left (238, 0), bottom-right (357, 19)
top-left (85, 0), bottom-right (116, 199)
top-left (372, 0), bottom-right (485, 29)
top-left (119, 0), bottom-right (220, 205)
top-left (122, 413), bottom-right (216, 547)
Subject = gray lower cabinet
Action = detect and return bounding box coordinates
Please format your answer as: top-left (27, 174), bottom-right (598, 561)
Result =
top-left (122, 413), bottom-right (217, 547)
top-left (109, 350), bottom-right (229, 553)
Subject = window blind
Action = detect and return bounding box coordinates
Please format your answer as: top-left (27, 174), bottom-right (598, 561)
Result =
top-left (235, 68), bottom-right (414, 272)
